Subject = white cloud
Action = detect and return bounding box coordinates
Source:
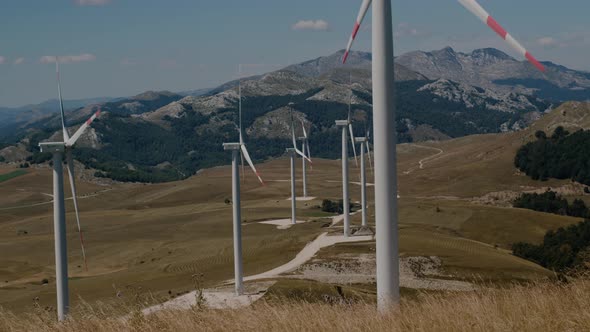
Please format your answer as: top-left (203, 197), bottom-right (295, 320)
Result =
top-left (0, 56), bottom-right (5, 65)
top-left (537, 36), bottom-right (559, 48)
top-left (74, 0), bottom-right (111, 6)
top-left (40, 54), bottom-right (97, 64)
top-left (13, 57), bottom-right (24, 65)
top-left (292, 20), bottom-right (329, 31)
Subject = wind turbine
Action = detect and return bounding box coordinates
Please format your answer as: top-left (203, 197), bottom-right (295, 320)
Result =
top-left (288, 103), bottom-right (312, 165)
top-left (355, 127), bottom-right (373, 230)
top-left (39, 57), bottom-right (101, 321)
top-left (223, 74), bottom-right (265, 296)
top-left (298, 119), bottom-right (312, 198)
top-left (334, 80), bottom-right (357, 237)
top-left (342, 0), bottom-right (546, 311)
top-left (285, 104), bottom-right (311, 224)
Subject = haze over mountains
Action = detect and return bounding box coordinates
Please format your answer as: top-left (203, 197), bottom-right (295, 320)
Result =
top-left (1, 46), bottom-right (589, 182)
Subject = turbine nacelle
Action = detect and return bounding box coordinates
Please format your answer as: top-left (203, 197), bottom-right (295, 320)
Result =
top-left (223, 142), bottom-right (241, 151)
top-left (39, 142), bottom-right (66, 154)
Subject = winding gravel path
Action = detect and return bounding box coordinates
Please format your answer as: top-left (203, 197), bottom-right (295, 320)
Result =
top-left (403, 145), bottom-right (444, 175)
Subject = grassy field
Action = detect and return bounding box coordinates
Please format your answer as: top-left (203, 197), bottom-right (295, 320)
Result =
top-left (0, 105), bottom-right (588, 314)
top-left (2, 280), bottom-right (590, 331)
top-left (0, 170), bottom-right (27, 183)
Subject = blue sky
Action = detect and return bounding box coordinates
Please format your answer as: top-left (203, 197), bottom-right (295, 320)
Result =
top-left (1, 0), bottom-right (589, 107)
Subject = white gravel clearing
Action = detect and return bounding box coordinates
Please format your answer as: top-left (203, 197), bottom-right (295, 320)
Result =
top-left (243, 232), bottom-right (374, 282)
top-left (142, 282), bottom-right (274, 314)
top-left (294, 255), bottom-right (475, 291)
top-left (258, 218), bottom-right (308, 229)
top-left (286, 196), bottom-right (317, 201)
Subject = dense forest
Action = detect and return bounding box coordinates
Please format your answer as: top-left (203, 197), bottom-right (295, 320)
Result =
top-left (513, 219), bottom-right (590, 272)
top-left (515, 127), bottom-right (590, 185)
top-left (513, 191), bottom-right (590, 218)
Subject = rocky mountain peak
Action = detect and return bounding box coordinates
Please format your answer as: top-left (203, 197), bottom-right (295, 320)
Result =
top-left (418, 78), bottom-right (542, 114)
top-left (133, 90), bottom-right (180, 101)
top-left (470, 48), bottom-right (512, 60)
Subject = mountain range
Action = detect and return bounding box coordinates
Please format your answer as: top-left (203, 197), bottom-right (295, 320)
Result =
top-left (1, 47), bottom-right (588, 182)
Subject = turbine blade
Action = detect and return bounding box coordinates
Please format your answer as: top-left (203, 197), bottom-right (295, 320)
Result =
top-left (305, 140), bottom-right (313, 171)
top-left (349, 124), bottom-right (358, 167)
top-left (457, 0), bottom-right (545, 72)
top-left (66, 108), bottom-right (101, 147)
top-left (291, 114), bottom-right (298, 150)
top-left (343, 0), bottom-right (373, 64)
top-left (241, 149), bottom-right (245, 183)
top-left (240, 144), bottom-right (264, 186)
top-left (298, 119), bottom-right (308, 139)
top-left (66, 151), bottom-right (88, 271)
top-left (366, 141), bottom-right (373, 174)
top-left (295, 147), bottom-right (312, 164)
top-left (238, 73), bottom-right (243, 137)
top-left (305, 140), bottom-right (312, 160)
top-left (300, 141), bottom-right (305, 157)
top-left (56, 58), bottom-right (70, 142)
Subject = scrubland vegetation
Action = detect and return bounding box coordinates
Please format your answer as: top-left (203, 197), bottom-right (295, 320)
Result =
top-left (1, 280), bottom-right (590, 331)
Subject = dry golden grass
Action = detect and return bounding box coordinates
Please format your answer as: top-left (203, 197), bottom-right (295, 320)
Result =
top-left (1, 280), bottom-right (590, 331)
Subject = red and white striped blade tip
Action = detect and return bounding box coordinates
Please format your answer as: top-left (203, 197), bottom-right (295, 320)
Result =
top-left (458, 0), bottom-right (545, 72)
top-left (88, 109), bottom-right (101, 124)
top-left (256, 172), bottom-right (265, 186)
top-left (342, 0), bottom-right (372, 64)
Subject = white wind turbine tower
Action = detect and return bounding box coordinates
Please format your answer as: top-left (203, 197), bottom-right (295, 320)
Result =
top-left (286, 147), bottom-right (297, 225)
top-left (342, 0), bottom-right (546, 311)
top-left (40, 57), bottom-right (101, 321)
top-left (355, 126), bottom-right (373, 230)
top-left (334, 76), bottom-right (358, 237)
top-left (223, 74), bottom-right (265, 296)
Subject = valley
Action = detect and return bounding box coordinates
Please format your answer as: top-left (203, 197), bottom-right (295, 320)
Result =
top-left (1, 103), bottom-right (588, 313)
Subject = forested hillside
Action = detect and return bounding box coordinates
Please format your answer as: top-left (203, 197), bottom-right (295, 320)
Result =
top-left (515, 127), bottom-right (590, 185)
top-left (513, 191), bottom-right (589, 218)
top-left (513, 219), bottom-right (590, 272)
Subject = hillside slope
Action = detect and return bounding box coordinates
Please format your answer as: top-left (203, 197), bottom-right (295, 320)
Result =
top-left (398, 102), bottom-right (590, 199)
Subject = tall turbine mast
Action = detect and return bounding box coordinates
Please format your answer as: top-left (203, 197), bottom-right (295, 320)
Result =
top-left (287, 148), bottom-right (297, 224)
top-left (342, 0), bottom-right (546, 312)
top-left (335, 119), bottom-right (351, 237)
